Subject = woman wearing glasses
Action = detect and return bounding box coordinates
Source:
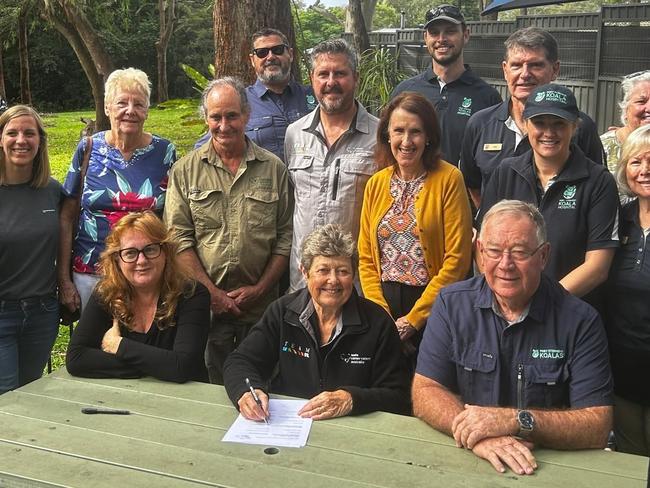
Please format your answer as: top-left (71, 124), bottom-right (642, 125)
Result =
top-left (478, 84), bottom-right (619, 302)
top-left (601, 70), bottom-right (650, 175)
top-left (66, 211), bottom-right (209, 383)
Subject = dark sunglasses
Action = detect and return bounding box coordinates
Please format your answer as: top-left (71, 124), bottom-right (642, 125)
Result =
top-left (251, 44), bottom-right (288, 58)
top-left (426, 5), bottom-right (463, 21)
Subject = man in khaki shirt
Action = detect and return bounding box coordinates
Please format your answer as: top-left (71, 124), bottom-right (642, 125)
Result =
top-left (164, 77), bottom-right (293, 384)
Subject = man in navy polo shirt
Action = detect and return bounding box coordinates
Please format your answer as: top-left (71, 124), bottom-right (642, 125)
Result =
top-left (460, 27), bottom-right (605, 208)
top-left (391, 5), bottom-right (501, 166)
top-left (195, 28), bottom-right (317, 161)
top-left (412, 201), bottom-right (613, 475)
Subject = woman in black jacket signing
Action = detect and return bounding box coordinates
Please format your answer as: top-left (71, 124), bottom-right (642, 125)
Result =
top-left (224, 224), bottom-right (410, 421)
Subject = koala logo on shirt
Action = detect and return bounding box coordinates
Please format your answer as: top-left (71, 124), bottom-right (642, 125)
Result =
top-left (563, 185), bottom-right (577, 199)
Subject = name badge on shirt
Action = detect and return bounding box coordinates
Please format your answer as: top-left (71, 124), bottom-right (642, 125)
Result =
top-left (483, 143), bottom-right (503, 151)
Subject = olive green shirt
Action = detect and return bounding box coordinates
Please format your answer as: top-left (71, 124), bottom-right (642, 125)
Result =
top-left (163, 138), bottom-right (293, 323)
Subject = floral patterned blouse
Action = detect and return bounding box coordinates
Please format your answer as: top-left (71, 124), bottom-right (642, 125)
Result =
top-left (63, 131), bottom-right (176, 274)
top-left (377, 173), bottom-right (429, 286)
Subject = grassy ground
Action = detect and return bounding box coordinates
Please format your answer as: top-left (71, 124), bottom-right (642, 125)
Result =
top-left (45, 99), bottom-right (205, 371)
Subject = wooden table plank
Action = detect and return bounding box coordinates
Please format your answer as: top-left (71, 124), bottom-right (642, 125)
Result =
top-left (0, 443), bottom-right (208, 488)
top-left (14, 373), bottom-right (649, 483)
top-left (0, 371), bottom-right (646, 488)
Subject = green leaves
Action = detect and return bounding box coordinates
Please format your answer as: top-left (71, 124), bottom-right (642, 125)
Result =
top-left (180, 63), bottom-right (211, 93)
top-left (357, 47), bottom-right (406, 115)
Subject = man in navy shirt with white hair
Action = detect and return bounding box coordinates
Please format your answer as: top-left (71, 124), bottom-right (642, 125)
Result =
top-left (412, 200), bottom-right (613, 476)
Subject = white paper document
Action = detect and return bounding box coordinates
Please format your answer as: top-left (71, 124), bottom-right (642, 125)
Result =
top-left (222, 399), bottom-right (313, 448)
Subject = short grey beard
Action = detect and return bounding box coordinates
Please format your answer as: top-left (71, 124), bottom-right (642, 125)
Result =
top-left (258, 66), bottom-right (291, 85)
top-left (318, 98), bottom-right (342, 114)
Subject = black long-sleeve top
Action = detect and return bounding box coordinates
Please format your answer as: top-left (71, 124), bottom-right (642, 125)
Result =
top-left (66, 282), bottom-right (210, 383)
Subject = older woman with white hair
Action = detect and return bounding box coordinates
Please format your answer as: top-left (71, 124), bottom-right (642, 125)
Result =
top-left (223, 224), bottom-right (410, 422)
top-left (604, 125), bottom-right (650, 456)
top-left (59, 68), bottom-right (177, 314)
top-left (601, 70), bottom-right (650, 174)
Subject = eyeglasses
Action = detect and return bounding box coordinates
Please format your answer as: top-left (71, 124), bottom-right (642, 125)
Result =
top-left (623, 70), bottom-right (650, 81)
top-left (426, 5), bottom-right (463, 22)
top-left (251, 44), bottom-right (288, 59)
top-left (481, 243), bottom-right (545, 262)
top-left (117, 243), bottom-right (163, 263)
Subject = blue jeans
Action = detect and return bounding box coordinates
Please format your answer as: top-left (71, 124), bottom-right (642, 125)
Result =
top-left (0, 295), bottom-right (59, 394)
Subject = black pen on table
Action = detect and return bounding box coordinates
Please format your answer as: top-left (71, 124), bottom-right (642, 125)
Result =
top-left (245, 377), bottom-right (268, 424)
top-left (81, 407), bottom-right (130, 415)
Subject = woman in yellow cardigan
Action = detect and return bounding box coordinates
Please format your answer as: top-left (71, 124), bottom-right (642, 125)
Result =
top-left (358, 92), bottom-right (473, 365)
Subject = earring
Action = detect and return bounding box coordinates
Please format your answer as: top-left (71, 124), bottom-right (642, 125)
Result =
top-left (387, 138), bottom-right (391, 143)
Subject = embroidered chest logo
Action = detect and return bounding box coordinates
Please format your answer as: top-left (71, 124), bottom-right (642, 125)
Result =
top-left (282, 341), bottom-right (310, 358)
top-left (456, 97), bottom-right (473, 117)
top-left (340, 353), bottom-right (371, 365)
top-left (531, 348), bottom-right (565, 359)
top-left (557, 184), bottom-right (577, 209)
top-left (306, 94), bottom-right (317, 109)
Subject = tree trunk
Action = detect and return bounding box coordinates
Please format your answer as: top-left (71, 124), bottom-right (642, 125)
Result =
top-left (348, 0), bottom-right (370, 57)
top-left (156, 0), bottom-right (176, 103)
top-left (0, 38), bottom-right (7, 100)
top-left (480, 0), bottom-right (498, 20)
top-left (18, 6), bottom-right (31, 105)
top-left (58, 0), bottom-right (114, 80)
top-left (42, 2), bottom-right (110, 130)
top-left (345, 0), bottom-right (377, 31)
top-left (213, 0), bottom-right (294, 84)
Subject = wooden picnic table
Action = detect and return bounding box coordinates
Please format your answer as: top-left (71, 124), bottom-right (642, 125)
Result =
top-left (0, 370), bottom-right (647, 487)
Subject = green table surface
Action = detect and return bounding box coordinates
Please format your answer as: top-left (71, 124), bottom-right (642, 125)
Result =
top-left (0, 370), bottom-right (647, 487)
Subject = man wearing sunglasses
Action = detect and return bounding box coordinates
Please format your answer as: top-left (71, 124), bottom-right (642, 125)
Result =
top-left (195, 28), bottom-right (316, 162)
top-left (391, 5), bottom-right (501, 168)
top-left (412, 200), bottom-right (613, 475)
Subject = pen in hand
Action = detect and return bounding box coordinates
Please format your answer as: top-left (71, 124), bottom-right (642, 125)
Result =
top-left (245, 377), bottom-right (268, 424)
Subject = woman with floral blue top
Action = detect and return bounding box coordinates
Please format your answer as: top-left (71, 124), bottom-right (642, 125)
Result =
top-left (58, 68), bottom-right (176, 314)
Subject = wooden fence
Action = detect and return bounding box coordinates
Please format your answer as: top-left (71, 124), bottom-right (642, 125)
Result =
top-left (345, 3), bottom-right (650, 133)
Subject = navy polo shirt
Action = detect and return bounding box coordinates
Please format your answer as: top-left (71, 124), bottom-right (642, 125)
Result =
top-left (460, 100), bottom-right (605, 193)
top-left (194, 79), bottom-right (317, 161)
top-left (391, 65), bottom-right (501, 166)
top-left (476, 145), bottom-right (619, 284)
top-left (416, 274), bottom-right (613, 409)
top-left (604, 200), bottom-right (650, 405)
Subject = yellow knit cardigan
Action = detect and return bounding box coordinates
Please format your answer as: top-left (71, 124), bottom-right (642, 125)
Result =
top-left (358, 162), bottom-right (473, 329)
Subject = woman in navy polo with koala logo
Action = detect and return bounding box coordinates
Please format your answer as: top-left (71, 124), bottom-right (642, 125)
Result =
top-left (223, 224), bottom-right (410, 422)
top-left (478, 84), bottom-right (619, 303)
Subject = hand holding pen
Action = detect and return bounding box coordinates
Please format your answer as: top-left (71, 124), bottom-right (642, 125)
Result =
top-left (238, 378), bottom-right (269, 424)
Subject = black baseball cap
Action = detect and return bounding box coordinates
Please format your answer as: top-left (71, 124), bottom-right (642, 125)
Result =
top-left (424, 4), bottom-right (465, 29)
top-left (523, 84), bottom-right (579, 122)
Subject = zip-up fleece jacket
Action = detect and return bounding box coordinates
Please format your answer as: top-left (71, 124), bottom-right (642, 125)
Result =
top-left (223, 288), bottom-right (411, 416)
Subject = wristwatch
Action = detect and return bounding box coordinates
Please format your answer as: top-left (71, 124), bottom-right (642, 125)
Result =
top-left (517, 410), bottom-right (535, 437)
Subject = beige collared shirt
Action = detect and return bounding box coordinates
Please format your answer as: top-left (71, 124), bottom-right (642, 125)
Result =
top-left (164, 137), bottom-right (293, 322)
